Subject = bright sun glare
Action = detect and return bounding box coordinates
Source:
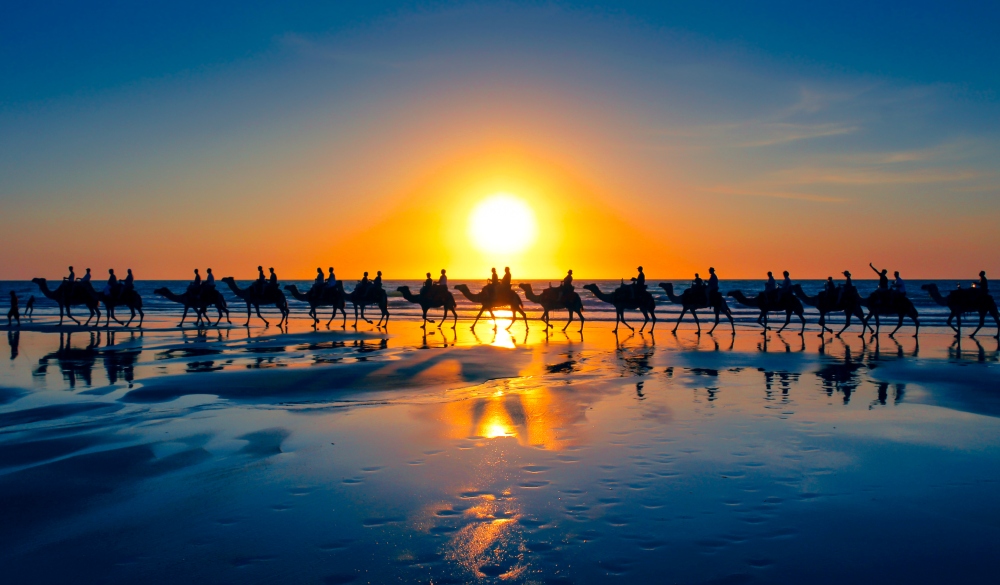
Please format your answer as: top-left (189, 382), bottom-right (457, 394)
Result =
top-left (468, 194), bottom-right (538, 255)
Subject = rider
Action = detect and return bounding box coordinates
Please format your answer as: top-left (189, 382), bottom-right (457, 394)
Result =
top-left (979, 271), bottom-right (989, 294)
top-left (765, 271), bottom-right (777, 300)
top-left (780, 270), bottom-right (794, 299)
top-left (65, 266), bottom-right (76, 284)
top-left (313, 267), bottom-right (325, 292)
top-left (692, 273), bottom-right (707, 304)
top-left (437, 269), bottom-right (448, 289)
top-left (838, 270), bottom-right (855, 304)
top-left (707, 267), bottom-right (719, 302)
top-left (501, 267), bottom-right (512, 289)
top-left (373, 271), bottom-right (383, 289)
top-left (105, 269), bottom-right (118, 297)
top-left (268, 267), bottom-right (278, 292)
top-left (122, 269), bottom-right (135, 294)
top-left (204, 268), bottom-right (215, 290)
top-left (560, 269), bottom-right (574, 302)
top-left (255, 266), bottom-right (266, 295)
top-left (190, 268), bottom-right (202, 294)
top-left (490, 268), bottom-right (499, 286)
top-left (892, 271), bottom-right (906, 296)
top-left (357, 271), bottom-right (371, 296)
top-left (325, 267), bottom-right (337, 289)
top-left (869, 263), bottom-right (890, 291)
top-left (824, 276), bottom-right (837, 296)
top-left (423, 272), bottom-right (434, 294)
top-left (80, 268), bottom-right (92, 287)
top-left (630, 266), bottom-right (646, 301)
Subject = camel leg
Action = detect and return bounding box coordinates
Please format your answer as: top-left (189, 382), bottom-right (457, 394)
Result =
top-left (563, 310), bottom-right (573, 332)
top-left (955, 314), bottom-right (962, 338)
top-left (946, 314), bottom-right (958, 334)
top-left (137, 307), bottom-right (144, 328)
top-left (708, 309), bottom-right (721, 335)
top-left (673, 308), bottom-right (686, 333)
top-left (521, 307), bottom-right (529, 330)
top-left (255, 304), bottom-right (269, 327)
top-left (450, 307), bottom-right (458, 329)
top-left (66, 304), bottom-right (81, 325)
top-left (798, 311), bottom-right (805, 335)
top-left (622, 311), bottom-right (634, 332)
top-left (777, 310), bottom-right (791, 333)
top-left (471, 307), bottom-right (485, 330)
top-left (970, 313), bottom-right (985, 338)
top-left (353, 305), bottom-right (360, 328)
top-left (691, 310), bottom-right (701, 334)
top-left (577, 310), bottom-right (585, 332)
top-left (890, 314), bottom-right (905, 337)
top-left (124, 307), bottom-right (135, 327)
top-left (838, 313), bottom-right (853, 337)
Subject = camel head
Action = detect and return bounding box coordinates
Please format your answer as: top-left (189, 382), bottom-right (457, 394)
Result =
top-left (453, 284), bottom-right (470, 292)
top-left (396, 285), bottom-right (411, 295)
top-left (221, 276), bottom-right (236, 283)
top-left (31, 277), bottom-right (47, 287)
top-left (153, 287), bottom-right (169, 297)
top-left (658, 282), bottom-right (673, 291)
top-left (582, 283), bottom-right (600, 293)
top-left (518, 282), bottom-right (532, 292)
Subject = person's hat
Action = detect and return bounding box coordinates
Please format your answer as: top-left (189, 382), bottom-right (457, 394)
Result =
top-left (843, 270), bottom-right (851, 276)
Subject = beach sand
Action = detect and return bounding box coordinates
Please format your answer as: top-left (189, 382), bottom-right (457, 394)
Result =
top-left (1, 313), bottom-right (999, 583)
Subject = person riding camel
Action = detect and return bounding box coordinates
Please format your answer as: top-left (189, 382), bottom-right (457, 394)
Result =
top-left (64, 266), bottom-right (76, 284)
top-left (422, 272), bottom-right (434, 296)
top-left (502, 267), bottom-right (512, 289)
top-left (255, 266), bottom-right (266, 296)
top-left (325, 267), bottom-right (337, 289)
top-left (692, 272), bottom-right (706, 304)
top-left (189, 268), bottom-right (202, 294)
top-left (80, 268), bottom-right (92, 290)
top-left (764, 271), bottom-right (777, 301)
top-left (437, 269), bottom-right (448, 290)
top-left (870, 263), bottom-right (890, 291)
top-left (105, 268), bottom-right (118, 297)
top-left (978, 271), bottom-right (989, 295)
top-left (123, 269), bottom-right (135, 295)
top-left (892, 271), bottom-right (906, 296)
top-left (267, 268), bottom-right (278, 293)
top-left (560, 269), bottom-right (574, 302)
top-left (630, 266), bottom-right (646, 301)
top-left (780, 271), bottom-right (794, 299)
top-left (357, 271), bottom-right (370, 297)
top-left (707, 267), bottom-right (719, 304)
top-left (373, 271), bottom-right (383, 290)
top-left (824, 276), bottom-right (837, 296)
top-left (313, 268), bottom-right (325, 293)
top-left (204, 268), bottom-right (215, 291)
top-left (838, 270), bottom-right (855, 304)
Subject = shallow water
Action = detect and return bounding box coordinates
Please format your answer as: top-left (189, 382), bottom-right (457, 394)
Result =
top-left (1, 313), bottom-right (999, 584)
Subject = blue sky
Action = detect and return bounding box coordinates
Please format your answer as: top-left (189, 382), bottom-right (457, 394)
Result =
top-left (1, 1), bottom-right (998, 278)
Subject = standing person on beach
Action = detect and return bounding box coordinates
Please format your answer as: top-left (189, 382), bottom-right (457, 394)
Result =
top-left (7, 291), bottom-right (19, 326)
top-left (24, 296), bottom-right (34, 318)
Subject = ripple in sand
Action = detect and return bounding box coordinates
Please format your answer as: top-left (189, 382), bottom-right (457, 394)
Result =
top-left (596, 558), bottom-right (632, 575)
top-left (597, 497), bottom-right (622, 505)
top-left (362, 515), bottom-right (405, 527)
top-left (526, 541), bottom-right (555, 552)
top-left (318, 539), bottom-right (354, 550)
top-left (216, 516), bottom-right (245, 525)
top-left (271, 503), bottom-right (292, 511)
top-left (342, 477), bottom-right (364, 485)
top-left (556, 455), bottom-right (580, 463)
top-left (746, 558), bottom-right (775, 568)
top-left (361, 466), bottom-right (383, 472)
top-left (518, 480), bottom-right (550, 488)
top-left (522, 465), bottom-right (552, 473)
top-left (435, 509), bottom-right (461, 517)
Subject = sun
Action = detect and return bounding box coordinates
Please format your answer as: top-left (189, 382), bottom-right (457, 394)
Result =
top-left (468, 194), bottom-right (538, 254)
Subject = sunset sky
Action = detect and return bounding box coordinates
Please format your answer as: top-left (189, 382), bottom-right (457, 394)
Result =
top-left (2, 1), bottom-right (999, 279)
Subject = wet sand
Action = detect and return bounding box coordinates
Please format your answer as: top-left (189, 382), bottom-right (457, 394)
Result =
top-left (1, 314), bottom-right (999, 584)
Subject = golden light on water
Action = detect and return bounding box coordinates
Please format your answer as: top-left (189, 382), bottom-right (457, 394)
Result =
top-left (468, 194), bottom-right (537, 255)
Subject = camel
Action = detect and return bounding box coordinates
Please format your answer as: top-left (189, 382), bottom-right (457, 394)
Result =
top-left (284, 283), bottom-right (347, 328)
top-left (922, 283), bottom-right (997, 338)
top-left (346, 284), bottom-right (389, 328)
top-left (31, 278), bottom-right (101, 326)
top-left (659, 282), bottom-right (734, 334)
top-left (727, 289), bottom-right (806, 334)
top-left (154, 287), bottom-right (231, 327)
top-left (97, 287), bottom-right (144, 328)
top-left (860, 290), bottom-right (920, 337)
top-left (221, 277), bottom-right (289, 327)
top-left (518, 283), bottom-right (585, 331)
top-left (582, 283), bottom-right (656, 334)
top-left (397, 285), bottom-right (458, 329)
top-left (453, 283), bottom-right (528, 331)
top-left (791, 284), bottom-right (871, 337)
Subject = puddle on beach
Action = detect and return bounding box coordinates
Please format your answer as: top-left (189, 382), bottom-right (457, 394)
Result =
top-left (1, 315), bottom-right (999, 583)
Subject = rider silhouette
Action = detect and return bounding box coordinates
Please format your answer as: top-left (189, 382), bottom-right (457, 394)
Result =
top-left (106, 269), bottom-right (118, 297)
top-left (490, 268), bottom-right (499, 285)
top-left (80, 268), bottom-right (92, 286)
top-left (892, 271), bottom-right (906, 295)
top-left (780, 271), bottom-right (793, 299)
top-left (255, 266), bottom-right (266, 295)
top-left (765, 272), bottom-right (776, 299)
top-left (373, 271), bottom-right (383, 289)
top-left (268, 268), bottom-right (278, 292)
top-left (707, 267), bottom-right (719, 302)
top-left (423, 272), bottom-right (433, 294)
top-left (313, 268), bottom-right (325, 292)
top-left (869, 263), bottom-right (890, 290)
top-left (838, 270), bottom-right (855, 304)
top-left (502, 267), bottom-right (512, 289)
top-left (123, 269), bottom-right (134, 294)
top-left (437, 269), bottom-right (448, 289)
top-left (979, 271), bottom-right (989, 294)
top-left (204, 268), bottom-right (215, 290)
top-left (630, 266), bottom-right (646, 301)
top-left (560, 270), bottom-right (574, 302)
top-left (824, 276), bottom-right (837, 296)
top-left (357, 272), bottom-right (370, 296)
top-left (190, 269), bottom-right (201, 294)
top-left (325, 267), bottom-right (337, 289)
top-left (64, 266), bottom-right (76, 284)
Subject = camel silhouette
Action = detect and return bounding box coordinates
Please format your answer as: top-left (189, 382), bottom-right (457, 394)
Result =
top-left (97, 288), bottom-right (144, 328)
top-left (659, 282), bottom-right (734, 334)
top-left (791, 284), bottom-right (871, 337)
top-left (922, 283), bottom-right (998, 338)
top-left (154, 287), bottom-right (231, 327)
top-left (453, 283), bottom-right (528, 331)
top-left (397, 285), bottom-right (458, 329)
top-left (582, 283), bottom-right (656, 334)
top-left (346, 284), bottom-right (389, 328)
top-left (285, 283), bottom-right (347, 328)
top-left (221, 277), bottom-right (289, 327)
top-left (518, 283), bottom-right (585, 332)
top-left (31, 278), bottom-right (101, 326)
top-left (860, 290), bottom-right (920, 337)
top-left (727, 289), bottom-right (806, 334)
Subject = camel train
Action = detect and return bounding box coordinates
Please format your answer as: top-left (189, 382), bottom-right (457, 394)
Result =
top-left (26, 266), bottom-right (998, 339)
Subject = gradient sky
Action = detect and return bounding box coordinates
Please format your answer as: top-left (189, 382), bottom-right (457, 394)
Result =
top-left (3, 1), bottom-right (999, 279)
